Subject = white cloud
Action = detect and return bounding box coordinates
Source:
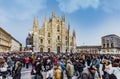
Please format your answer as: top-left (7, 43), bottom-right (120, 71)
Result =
top-left (0, 0), bottom-right (47, 21)
top-left (0, 0), bottom-right (47, 45)
top-left (56, 0), bottom-right (100, 13)
top-left (101, 0), bottom-right (120, 13)
top-left (57, 0), bottom-right (120, 13)
top-left (13, 0), bottom-right (46, 20)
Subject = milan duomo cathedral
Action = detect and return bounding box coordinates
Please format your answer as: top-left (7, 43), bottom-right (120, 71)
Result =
top-left (28, 11), bottom-right (76, 53)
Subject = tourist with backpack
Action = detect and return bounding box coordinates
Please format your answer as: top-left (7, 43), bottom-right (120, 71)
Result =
top-left (66, 60), bottom-right (74, 79)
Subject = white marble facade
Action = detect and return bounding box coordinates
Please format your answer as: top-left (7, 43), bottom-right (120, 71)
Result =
top-left (30, 12), bottom-right (76, 53)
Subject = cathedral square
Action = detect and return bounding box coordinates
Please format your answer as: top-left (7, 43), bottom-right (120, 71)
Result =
top-left (0, 0), bottom-right (120, 79)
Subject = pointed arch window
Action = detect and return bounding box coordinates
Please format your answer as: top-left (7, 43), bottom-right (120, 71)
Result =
top-left (57, 25), bottom-right (60, 32)
top-left (58, 36), bottom-right (60, 40)
top-left (48, 33), bottom-right (50, 37)
top-left (65, 36), bottom-right (67, 40)
top-left (41, 39), bottom-right (43, 43)
top-left (111, 43), bottom-right (114, 48)
top-left (48, 40), bottom-right (50, 44)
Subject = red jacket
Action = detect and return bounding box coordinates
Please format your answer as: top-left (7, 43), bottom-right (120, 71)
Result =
top-left (25, 58), bottom-right (30, 63)
top-left (54, 58), bottom-right (58, 64)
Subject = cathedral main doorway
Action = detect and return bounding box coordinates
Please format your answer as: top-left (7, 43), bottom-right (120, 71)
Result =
top-left (57, 46), bottom-right (60, 53)
top-left (48, 48), bottom-right (50, 52)
top-left (40, 48), bottom-right (43, 52)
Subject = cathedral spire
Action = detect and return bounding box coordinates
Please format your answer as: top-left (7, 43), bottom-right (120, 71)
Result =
top-left (33, 17), bottom-right (38, 27)
top-left (33, 16), bottom-right (39, 31)
top-left (68, 23), bottom-right (70, 30)
top-left (73, 29), bottom-right (76, 37)
top-left (62, 14), bottom-right (65, 22)
top-left (52, 10), bottom-right (56, 18)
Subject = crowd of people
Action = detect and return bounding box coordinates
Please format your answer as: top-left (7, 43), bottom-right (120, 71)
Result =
top-left (0, 52), bottom-right (120, 79)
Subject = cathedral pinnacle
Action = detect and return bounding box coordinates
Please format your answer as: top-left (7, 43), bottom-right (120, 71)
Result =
top-left (73, 30), bottom-right (76, 37)
top-left (33, 17), bottom-right (38, 26)
top-left (52, 10), bottom-right (56, 18)
top-left (33, 17), bottom-right (39, 31)
top-left (68, 23), bottom-right (70, 30)
top-left (62, 15), bottom-right (65, 22)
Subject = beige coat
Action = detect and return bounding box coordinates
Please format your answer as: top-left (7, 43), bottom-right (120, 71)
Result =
top-left (66, 63), bottom-right (74, 76)
top-left (54, 68), bottom-right (61, 79)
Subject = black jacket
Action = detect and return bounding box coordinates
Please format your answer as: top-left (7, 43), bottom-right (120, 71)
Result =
top-left (13, 63), bottom-right (22, 79)
top-left (35, 61), bottom-right (43, 78)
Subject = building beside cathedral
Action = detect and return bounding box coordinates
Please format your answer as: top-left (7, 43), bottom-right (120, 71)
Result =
top-left (27, 12), bottom-right (76, 53)
top-left (76, 45), bottom-right (101, 54)
top-left (0, 27), bottom-right (22, 52)
top-left (101, 34), bottom-right (120, 54)
top-left (0, 27), bottom-right (11, 52)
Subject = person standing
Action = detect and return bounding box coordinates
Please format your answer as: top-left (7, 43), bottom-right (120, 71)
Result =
top-left (35, 60), bottom-right (43, 79)
top-left (66, 60), bottom-right (74, 79)
top-left (110, 59), bottom-right (120, 79)
top-left (103, 60), bottom-right (112, 79)
top-left (54, 57), bottom-right (58, 64)
top-left (0, 58), bottom-right (8, 79)
top-left (46, 65), bottom-right (53, 79)
top-left (54, 64), bottom-right (61, 79)
top-left (91, 55), bottom-right (100, 78)
top-left (7, 56), bottom-right (14, 76)
top-left (86, 55), bottom-right (91, 66)
top-left (57, 58), bottom-right (65, 79)
top-left (77, 58), bottom-right (85, 79)
top-left (81, 65), bottom-right (99, 79)
top-left (25, 57), bottom-right (30, 69)
top-left (13, 61), bottom-right (22, 79)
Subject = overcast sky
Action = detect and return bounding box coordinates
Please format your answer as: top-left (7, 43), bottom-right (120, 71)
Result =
top-left (0, 0), bottom-right (120, 46)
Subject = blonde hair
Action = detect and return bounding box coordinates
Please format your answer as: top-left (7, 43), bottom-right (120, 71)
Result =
top-left (15, 61), bottom-right (19, 70)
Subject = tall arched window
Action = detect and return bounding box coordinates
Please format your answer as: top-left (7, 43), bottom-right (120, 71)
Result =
top-left (107, 43), bottom-right (109, 48)
top-left (103, 44), bottom-right (105, 48)
top-left (48, 48), bottom-right (50, 52)
top-left (41, 39), bottom-right (43, 43)
top-left (40, 48), bottom-right (43, 52)
top-left (48, 33), bottom-right (50, 37)
top-left (57, 46), bottom-right (60, 53)
top-left (65, 36), bottom-right (67, 40)
top-left (58, 36), bottom-right (60, 40)
top-left (111, 43), bottom-right (114, 48)
top-left (48, 40), bottom-right (50, 44)
top-left (57, 25), bottom-right (60, 32)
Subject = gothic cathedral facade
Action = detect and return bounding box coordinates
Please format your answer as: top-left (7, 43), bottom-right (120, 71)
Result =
top-left (29, 12), bottom-right (76, 53)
